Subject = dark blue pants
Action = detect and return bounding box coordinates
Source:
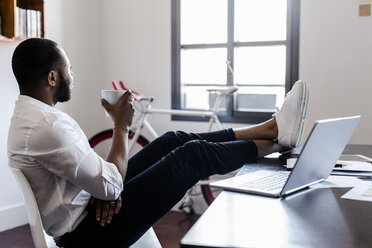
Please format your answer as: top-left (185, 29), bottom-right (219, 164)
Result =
top-left (57, 129), bottom-right (257, 247)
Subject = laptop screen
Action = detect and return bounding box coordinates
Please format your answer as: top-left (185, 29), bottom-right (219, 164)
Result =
top-left (281, 116), bottom-right (361, 196)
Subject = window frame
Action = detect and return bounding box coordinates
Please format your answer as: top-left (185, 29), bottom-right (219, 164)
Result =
top-left (171, 0), bottom-right (300, 124)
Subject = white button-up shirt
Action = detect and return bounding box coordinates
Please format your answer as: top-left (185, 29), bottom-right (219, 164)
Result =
top-left (7, 95), bottom-right (123, 238)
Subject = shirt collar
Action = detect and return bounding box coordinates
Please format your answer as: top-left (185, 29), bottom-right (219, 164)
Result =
top-left (18, 95), bottom-right (56, 111)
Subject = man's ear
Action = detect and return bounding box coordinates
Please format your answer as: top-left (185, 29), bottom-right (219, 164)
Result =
top-left (47, 71), bottom-right (57, 87)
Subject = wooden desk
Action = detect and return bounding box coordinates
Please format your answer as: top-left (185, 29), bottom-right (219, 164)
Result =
top-left (181, 145), bottom-right (372, 248)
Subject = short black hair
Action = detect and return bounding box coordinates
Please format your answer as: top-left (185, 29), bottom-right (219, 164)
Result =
top-left (12, 38), bottom-right (62, 91)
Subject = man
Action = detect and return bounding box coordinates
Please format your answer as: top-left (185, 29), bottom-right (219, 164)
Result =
top-left (8, 38), bottom-right (308, 247)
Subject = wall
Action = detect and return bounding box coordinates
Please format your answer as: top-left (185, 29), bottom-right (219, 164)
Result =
top-left (0, 41), bottom-right (26, 232)
top-left (59, 0), bottom-right (106, 138)
top-left (300, 0), bottom-right (372, 144)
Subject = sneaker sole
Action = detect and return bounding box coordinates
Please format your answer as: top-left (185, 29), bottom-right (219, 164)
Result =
top-left (291, 81), bottom-right (309, 147)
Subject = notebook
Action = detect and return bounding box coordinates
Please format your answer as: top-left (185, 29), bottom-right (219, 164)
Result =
top-left (210, 116), bottom-right (361, 198)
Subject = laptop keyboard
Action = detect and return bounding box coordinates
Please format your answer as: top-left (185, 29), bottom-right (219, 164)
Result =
top-left (239, 172), bottom-right (289, 191)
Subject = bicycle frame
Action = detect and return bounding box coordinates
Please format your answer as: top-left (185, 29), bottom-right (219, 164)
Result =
top-left (128, 99), bottom-right (224, 153)
top-left (127, 86), bottom-right (238, 153)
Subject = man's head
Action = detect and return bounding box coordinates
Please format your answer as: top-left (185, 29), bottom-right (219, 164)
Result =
top-left (12, 38), bottom-right (74, 104)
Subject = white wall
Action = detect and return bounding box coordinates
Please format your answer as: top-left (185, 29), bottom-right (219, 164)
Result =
top-left (0, 41), bottom-right (27, 232)
top-left (300, 0), bottom-right (372, 144)
top-left (59, 0), bottom-right (107, 138)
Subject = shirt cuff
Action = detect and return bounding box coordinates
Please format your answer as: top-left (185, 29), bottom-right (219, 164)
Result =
top-left (101, 161), bottom-right (124, 199)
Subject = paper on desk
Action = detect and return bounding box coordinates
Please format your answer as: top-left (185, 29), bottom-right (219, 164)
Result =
top-left (334, 160), bottom-right (372, 172)
top-left (283, 158), bottom-right (297, 169)
top-left (310, 176), bottom-right (364, 189)
top-left (341, 181), bottom-right (372, 202)
top-left (284, 158), bottom-right (372, 172)
top-left (330, 171), bottom-right (372, 177)
top-left (339, 154), bottom-right (372, 163)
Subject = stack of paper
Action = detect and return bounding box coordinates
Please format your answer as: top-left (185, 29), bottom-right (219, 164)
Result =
top-left (342, 181), bottom-right (372, 202)
top-left (283, 154), bottom-right (372, 177)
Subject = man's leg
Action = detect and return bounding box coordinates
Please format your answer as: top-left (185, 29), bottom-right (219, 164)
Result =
top-left (126, 79), bottom-right (309, 181)
top-left (99, 138), bottom-right (262, 246)
top-left (125, 128), bottom-right (237, 182)
top-left (59, 137), bottom-right (276, 247)
top-left (114, 80), bottom-right (308, 246)
top-left (55, 138), bottom-right (279, 248)
top-left (126, 118), bottom-right (280, 182)
top-left (233, 81), bottom-right (309, 147)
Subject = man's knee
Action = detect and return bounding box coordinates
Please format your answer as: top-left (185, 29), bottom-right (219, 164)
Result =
top-left (153, 131), bottom-right (181, 148)
top-left (183, 140), bottom-right (207, 154)
top-left (160, 130), bottom-right (189, 143)
top-left (160, 131), bottom-right (178, 141)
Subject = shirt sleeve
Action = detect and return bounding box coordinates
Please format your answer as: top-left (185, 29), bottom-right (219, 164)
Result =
top-left (28, 118), bottom-right (123, 201)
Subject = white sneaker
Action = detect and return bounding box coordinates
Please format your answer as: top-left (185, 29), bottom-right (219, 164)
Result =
top-left (274, 80), bottom-right (309, 148)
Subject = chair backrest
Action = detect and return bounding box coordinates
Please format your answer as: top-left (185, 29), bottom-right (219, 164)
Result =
top-left (11, 167), bottom-right (162, 248)
top-left (130, 228), bottom-right (162, 248)
top-left (10, 168), bottom-right (57, 248)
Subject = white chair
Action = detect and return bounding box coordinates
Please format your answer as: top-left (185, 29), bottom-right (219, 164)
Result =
top-left (11, 168), bottom-right (162, 248)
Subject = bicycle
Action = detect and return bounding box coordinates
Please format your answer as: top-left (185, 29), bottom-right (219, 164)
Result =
top-left (89, 81), bottom-right (239, 215)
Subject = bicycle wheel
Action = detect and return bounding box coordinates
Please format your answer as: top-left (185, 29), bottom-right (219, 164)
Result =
top-left (201, 181), bottom-right (215, 205)
top-left (89, 129), bottom-right (150, 158)
top-left (89, 129), bottom-right (217, 209)
top-left (200, 171), bottom-right (239, 206)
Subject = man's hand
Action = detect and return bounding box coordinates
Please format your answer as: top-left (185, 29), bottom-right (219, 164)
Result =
top-left (101, 90), bottom-right (135, 130)
top-left (90, 196), bottom-right (122, 226)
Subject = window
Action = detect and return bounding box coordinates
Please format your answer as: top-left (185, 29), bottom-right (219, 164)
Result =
top-left (172, 0), bottom-right (300, 124)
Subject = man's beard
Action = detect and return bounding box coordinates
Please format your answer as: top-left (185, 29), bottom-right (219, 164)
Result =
top-left (54, 76), bottom-right (71, 103)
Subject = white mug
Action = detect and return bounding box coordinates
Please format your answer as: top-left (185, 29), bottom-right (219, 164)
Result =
top-left (101, 90), bottom-right (127, 105)
top-left (101, 90), bottom-right (127, 116)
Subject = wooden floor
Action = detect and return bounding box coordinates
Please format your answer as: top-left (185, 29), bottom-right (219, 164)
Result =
top-left (0, 211), bottom-right (200, 248)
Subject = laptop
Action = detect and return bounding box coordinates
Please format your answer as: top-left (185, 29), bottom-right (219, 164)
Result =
top-left (210, 116), bottom-right (361, 198)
